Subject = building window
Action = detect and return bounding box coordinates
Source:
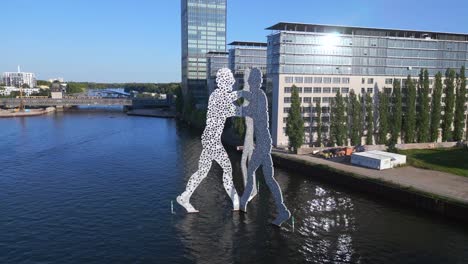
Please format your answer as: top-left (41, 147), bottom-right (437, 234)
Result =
top-left (323, 77), bottom-right (332, 84)
top-left (341, 87), bottom-right (349, 94)
top-left (368, 78), bottom-right (374, 84)
top-left (322, 97), bottom-right (330, 103)
top-left (342, 77), bottom-right (350, 84)
top-left (367, 88), bottom-right (374, 93)
top-left (332, 87), bottom-right (340, 93)
top-left (303, 97), bottom-right (312, 103)
top-left (283, 107), bottom-right (290, 113)
top-left (313, 97), bottom-right (321, 103)
top-left (384, 88), bottom-right (392, 94)
top-left (304, 87), bottom-right (312, 93)
top-left (296, 87), bottom-right (303, 93)
top-left (314, 77), bottom-right (322, 83)
top-left (361, 87), bottom-right (366, 93)
top-left (283, 117), bottom-right (288, 123)
top-left (362, 78), bottom-right (365, 84)
top-left (304, 77), bottom-right (313, 83)
top-left (284, 97), bottom-right (291, 103)
top-left (284, 87), bottom-right (292, 93)
top-left (295, 77), bottom-right (304, 83)
top-left (333, 77), bottom-right (341, 84)
top-left (313, 87), bottom-right (322, 93)
top-left (323, 87), bottom-right (331, 93)
top-left (385, 78), bottom-right (393, 85)
top-left (285, 76), bottom-right (294, 83)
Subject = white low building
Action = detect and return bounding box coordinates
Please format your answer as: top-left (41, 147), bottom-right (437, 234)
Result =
top-left (351, 151), bottom-right (407, 170)
top-left (0, 87), bottom-right (40, 96)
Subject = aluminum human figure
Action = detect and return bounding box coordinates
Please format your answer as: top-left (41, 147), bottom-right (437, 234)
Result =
top-left (177, 68), bottom-right (241, 213)
top-left (239, 68), bottom-right (291, 226)
top-left (240, 69), bottom-right (257, 202)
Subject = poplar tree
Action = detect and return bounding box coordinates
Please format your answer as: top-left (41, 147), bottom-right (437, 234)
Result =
top-left (377, 91), bottom-right (389, 144)
top-left (391, 79), bottom-right (402, 145)
top-left (286, 85), bottom-right (304, 153)
top-left (430, 72), bottom-right (443, 142)
top-left (442, 69), bottom-right (456, 142)
top-left (349, 90), bottom-right (362, 145)
top-left (404, 76), bottom-right (417, 143)
top-left (365, 92), bottom-right (374, 145)
top-left (454, 66), bottom-right (466, 141)
top-left (316, 100), bottom-right (322, 147)
top-left (418, 69), bottom-right (431, 142)
top-left (330, 91), bottom-right (346, 146)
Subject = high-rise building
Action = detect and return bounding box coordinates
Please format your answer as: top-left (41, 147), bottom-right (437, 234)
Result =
top-left (267, 22), bottom-right (468, 147)
top-left (181, 0), bottom-right (227, 107)
top-left (206, 51), bottom-right (228, 95)
top-left (228, 41), bottom-right (267, 90)
top-left (2, 66), bottom-right (37, 88)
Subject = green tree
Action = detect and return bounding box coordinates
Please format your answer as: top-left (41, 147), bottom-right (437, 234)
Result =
top-left (390, 79), bottom-right (403, 145)
top-left (365, 92), bottom-right (374, 145)
top-left (404, 76), bottom-right (417, 143)
top-left (330, 91), bottom-right (346, 146)
top-left (454, 66), bottom-right (466, 141)
top-left (417, 69), bottom-right (431, 143)
top-left (349, 90), bottom-right (362, 146)
top-left (21, 83), bottom-right (30, 88)
top-left (442, 69), bottom-right (456, 141)
top-left (286, 85), bottom-right (304, 153)
top-left (316, 100), bottom-right (322, 147)
top-left (378, 91), bottom-right (389, 144)
top-left (430, 72), bottom-right (443, 142)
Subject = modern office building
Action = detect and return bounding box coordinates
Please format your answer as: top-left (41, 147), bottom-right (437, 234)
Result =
top-left (206, 51), bottom-right (228, 95)
top-left (267, 22), bottom-right (468, 147)
top-left (181, 0), bottom-right (227, 107)
top-left (2, 66), bottom-right (37, 88)
top-left (228, 41), bottom-right (267, 89)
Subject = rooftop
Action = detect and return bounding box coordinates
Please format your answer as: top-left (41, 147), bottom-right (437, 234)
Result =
top-left (267, 22), bottom-right (468, 41)
top-left (228, 41), bottom-right (267, 47)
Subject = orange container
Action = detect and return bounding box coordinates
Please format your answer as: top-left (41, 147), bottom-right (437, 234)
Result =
top-left (345, 147), bottom-right (354, 156)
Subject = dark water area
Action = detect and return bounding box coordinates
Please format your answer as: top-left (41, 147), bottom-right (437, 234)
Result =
top-left (1, 108), bottom-right (467, 263)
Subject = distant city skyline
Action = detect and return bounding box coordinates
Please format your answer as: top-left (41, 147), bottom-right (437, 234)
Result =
top-left (2, 0), bottom-right (468, 83)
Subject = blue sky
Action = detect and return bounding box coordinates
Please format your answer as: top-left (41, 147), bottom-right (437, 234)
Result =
top-left (2, 0), bottom-right (468, 83)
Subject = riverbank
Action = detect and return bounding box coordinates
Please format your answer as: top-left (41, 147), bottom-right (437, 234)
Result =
top-left (0, 107), bottom-right (55, 118)
top-left (272, 151), bottom-right (468, 222)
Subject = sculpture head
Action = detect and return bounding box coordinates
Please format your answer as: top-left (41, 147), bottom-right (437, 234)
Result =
top-left (247, 68), bottom-right (263, 91)
top-left (216, 68), bottom-right (235, 92)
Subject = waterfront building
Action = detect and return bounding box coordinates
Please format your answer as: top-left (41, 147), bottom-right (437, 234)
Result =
top-left (2, 66), bottom-right (37, 88)
top-left (267, 22), bottom-right (468, 147)
top-left (0, 87), bottom-right (39, 96)
top-left (181, 0), bottom-right (227, 107)
top-left (206, 51), bottom-right (228, 96)
top-left (228, 41), bottom-right (267, 90)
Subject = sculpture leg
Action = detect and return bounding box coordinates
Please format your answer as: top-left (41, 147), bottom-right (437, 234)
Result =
top-left (177, 149), bottom-right (212, 213)
top-left (239, 152), bottom-right (261, 212)
top-left (214, 148), bottom-right (240, 211)
top-left (262, 155), bottom-right (291, 226)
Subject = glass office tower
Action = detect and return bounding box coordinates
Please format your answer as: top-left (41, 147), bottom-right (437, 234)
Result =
top-left (181, 0), bottom-right (227, 107)
top-left (267, 23), bottom-right (468, 147)
top-left (228, 41), bottom-right (267, 89)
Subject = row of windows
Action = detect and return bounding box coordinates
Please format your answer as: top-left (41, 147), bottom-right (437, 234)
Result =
top-left (285, 76), bottom-right (350, 84)
top-left (284, 87), bottom-right (349, 94)
top-left (284, 96), bottom-right (337, 104)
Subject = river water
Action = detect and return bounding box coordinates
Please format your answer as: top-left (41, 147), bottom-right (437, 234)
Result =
top-left (1, 108), bottom-right (467, 263)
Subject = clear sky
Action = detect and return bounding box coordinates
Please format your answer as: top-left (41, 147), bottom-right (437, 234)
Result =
top-left (2, 0), bottom-right (468, 83)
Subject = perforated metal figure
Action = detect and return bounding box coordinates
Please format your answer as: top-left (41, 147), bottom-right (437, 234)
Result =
top-left (177, 68), bottom-right (241, 213)
top-left (239, 68), bottom-right (291, 226)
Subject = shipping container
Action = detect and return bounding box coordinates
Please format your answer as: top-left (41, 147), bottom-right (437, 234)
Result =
top-left (367, 150), bottom-right (407, 167)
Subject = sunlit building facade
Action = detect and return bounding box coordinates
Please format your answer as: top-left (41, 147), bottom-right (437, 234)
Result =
top-left (181, 0), bottom-right (227, 107)
top-left (2, 70), bottom-right (36, 88)
top-left (267, 22), bottom-right (468, 147)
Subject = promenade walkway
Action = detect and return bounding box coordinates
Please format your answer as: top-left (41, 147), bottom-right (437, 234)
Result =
top-left (273, 151), bottom-right (468, 204)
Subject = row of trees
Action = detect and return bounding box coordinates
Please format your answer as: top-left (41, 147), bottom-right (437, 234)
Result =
top-left (286, 67), bottom-right (467, 151)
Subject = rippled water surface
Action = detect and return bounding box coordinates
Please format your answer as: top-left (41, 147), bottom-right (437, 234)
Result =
top-left (1, 109), bottom-right (468, 263)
